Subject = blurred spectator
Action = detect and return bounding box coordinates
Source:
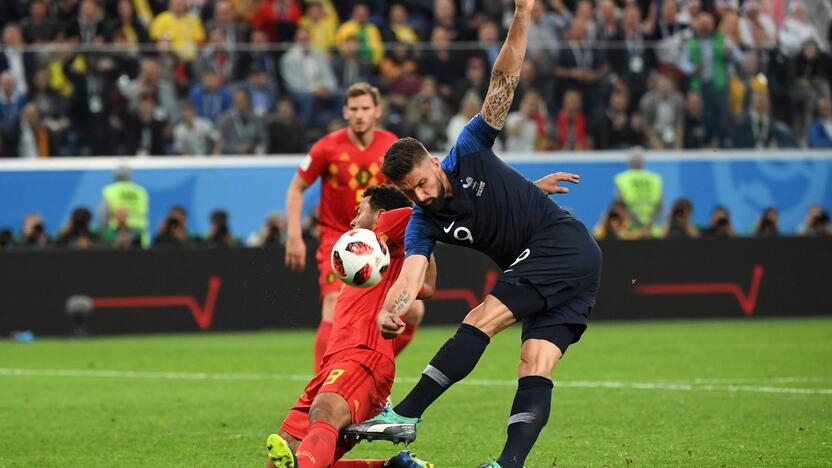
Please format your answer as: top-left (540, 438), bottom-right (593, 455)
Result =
top-left (419, 26), bottom-right (464, 103)
top-left (505, 90), bottom-right (548, 151)
top-left (106, 0), bottom-right (151, 45)
top-left (332, 36), bottom-right (375, 90)
top-left (252, 0), bottom-right (302, 43)
top-left (555, 89), bottom-right (588, 151)
top-left (99, 166), bottom-right (149, 246)
top-left (280, 27), bottom-right (338, 126)
top-left (102, 208), bottom-right (143, 248)
top-left (472, 21), bottom-right (501, 70)
top-left (63, 0), bottom-right (106, 44)
top-left (173, 101), bottom-right (221, 156)
top-left (748, 23), bottom-right (789, 119)
top-left (805, 211), bottom-right (831, 236)
top-left (595, 90), bottom-right (644, 150)
top-left (596, 0), bottom-right (621, 42)
top-left (247, 211), bottom-right (286, 248)
top-left (681, 13), bottom-right (737, 144)
top-left (299, 0), bottom-right (338, 56)
top-left (453, 57), bottom-right (490, 109)
top-left (797, 203), bottom-right (823, 235)
top-left (238, 65), bottom-right (277, 118)
top-left (778, 2), bottom-right (827, 58)
top-left (5, 103), bottom-right (53, 158)
top-left (614, 149), bottom-right (663, 234)
top-left (0, 72), bottom-right (26, 132)
top-left (573, 0), bottom-right (597, 41)
top-left (553, 20), bottom-right (608, 119)
top-left (217, 88), bottom-right (267, 155)
top-left (61, 53), bottom-right (122, 155)
top-left (526, 1), bottom-right (559, 73)
top-left (683, 91), bottom-right (716, 149)
top-left (648, 0), bottom-right (688, 70)
top-left (205, 0), bottom-right (249, 70)
top-left (808, 97), bottom-right (832, 148)
top-left (149, 0), bottom-right (207, 62)
top-left (153, 205), bottom-right (195, 247)
top-left (379, 42), bottom-right (421, 99)
top-left (433, 0), bottom-right (463, 40)
top-left (719, 10), bottom-right (742, 51)
top-left (609, 3), bottom-right (651, 107)
top-left (237, 29), bottom-right (280, 90)
top-left (124, 94), bottom-right (168, 155)
top-left (728, 52), bottom-right (768, 123)
top-left (0, 229), bottom-right (13, 251)
top-left (640, 73), bottom-right (684, 149)
top-left (188, 68), bottom-right (232, 123)
top-left (21, 0), bottom-right (57, 43)
top-left (733, 90), bottom-right (795, 148)
top-left (739, 0), bottom-right (776, 48)
top-left (266, 98), bottom-right (306, 153)
top-left (593, 200), bottom-right (639, 240)
top-left (206, 209), bottom-right (237, 247)
top-left (382, 3), bottom-right (420, 44)
top-left (662, 197), bottom-right (700, 238)
top-left (118, 58), bottom-right (180, 124)
top-left (19, 213), bottom-right (50, 250)
top-left (446, 91), bottom-right (482, 151)
top-left (57, 206), bottom-right (99, 250)
top-left (791, 40), bottom-right (831, 143)
top-left (754, 206), bottom-right (779, 237)
top-left (403, 79), bottom-right (450, 152)
top-left (335, 3), bottom-right (383, 65)
top-left (195, 27), bottom-right (237, 83)
top-left (700, 205), bottom-right (735, 237)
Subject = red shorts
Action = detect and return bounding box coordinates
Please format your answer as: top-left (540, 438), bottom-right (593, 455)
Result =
top-left (280, 347), bottom-right (395, 443)
top-left (316, 230), bottom-right (342, 298)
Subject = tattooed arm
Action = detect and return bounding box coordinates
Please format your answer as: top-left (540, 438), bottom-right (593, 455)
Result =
top-left (480, 0), bottom-right (533, 130)
top-left (377, 255), bottom-right (429, 339)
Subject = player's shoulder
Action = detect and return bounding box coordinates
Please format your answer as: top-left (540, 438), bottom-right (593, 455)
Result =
top-left (374, 128), bottom-right (399, 143)
top-left (377, 207), bottom-right (413, 226)
top-left (311, 128), bottom-right (349, 153)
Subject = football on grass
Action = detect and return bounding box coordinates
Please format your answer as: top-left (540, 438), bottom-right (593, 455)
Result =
top-left (331, 228), bottom-right (390, 288)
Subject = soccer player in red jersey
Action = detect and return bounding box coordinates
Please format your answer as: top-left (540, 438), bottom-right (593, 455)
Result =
top-left (284, 82), bottom-right (423, 373)
top-left (267, 185), bottom-right (436, 468)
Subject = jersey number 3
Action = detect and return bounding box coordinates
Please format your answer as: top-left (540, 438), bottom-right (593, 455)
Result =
top-left (324, 369), bottom-right (345, 385)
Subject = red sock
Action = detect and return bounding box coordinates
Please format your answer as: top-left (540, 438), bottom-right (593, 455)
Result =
top-left (296, 421), bottom-right (338, 467)
top-left (313, 320), bottom-right (333, 374)
top-left (331, 460), bottom-right (385, 468)
top-left (393, 323), bottom-right (418, 357)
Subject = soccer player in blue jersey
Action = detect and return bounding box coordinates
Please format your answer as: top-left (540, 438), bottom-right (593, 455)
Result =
top-left (342, 1), bottom-right (603, 466)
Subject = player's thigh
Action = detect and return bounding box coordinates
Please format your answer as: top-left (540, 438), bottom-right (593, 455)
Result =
top-left (317, 351), bottom-right (394, 427)
top-left (462, 294), bottom-right (517, 337)
top-left (403, 299), bottom-right (425, 325)
top-left (309, 392), bottom-right (352, 428)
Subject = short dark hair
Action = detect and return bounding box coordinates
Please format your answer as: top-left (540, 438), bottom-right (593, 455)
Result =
top-left (364, 185), bottom-right (411, 211)
top-left (381, 137), bottom-right (429, 182)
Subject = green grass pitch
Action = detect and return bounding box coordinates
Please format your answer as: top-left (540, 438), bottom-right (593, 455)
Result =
top-left (1, 318), bottom-right (831, 467)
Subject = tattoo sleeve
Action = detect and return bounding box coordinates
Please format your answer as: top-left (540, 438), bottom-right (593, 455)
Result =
top-left (481, 70), bottom-right (520, 130)
top-left (390, 291), bottom-right (411, 316)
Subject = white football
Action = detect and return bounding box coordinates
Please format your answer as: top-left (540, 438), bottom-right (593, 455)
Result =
top-left (330, 228), bottom-right (391, 288)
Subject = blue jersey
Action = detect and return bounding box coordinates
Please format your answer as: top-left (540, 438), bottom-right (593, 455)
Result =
top-left (404, 114), bottom-right (574, 270)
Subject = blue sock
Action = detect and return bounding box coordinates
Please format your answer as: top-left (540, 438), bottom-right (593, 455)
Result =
top-left (496, 376), bottom-right (553, 468)
top-left (394, 323), bottom-right (490, 418)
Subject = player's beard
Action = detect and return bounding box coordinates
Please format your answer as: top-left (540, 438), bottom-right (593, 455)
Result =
top-left (423, 173), bottom-right (449, 212)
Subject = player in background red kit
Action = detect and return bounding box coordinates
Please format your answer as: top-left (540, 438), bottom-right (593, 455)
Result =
top-left (284, 83), bottom-right (424, 373)
top-left (267, 185), bottom-right (436, 468)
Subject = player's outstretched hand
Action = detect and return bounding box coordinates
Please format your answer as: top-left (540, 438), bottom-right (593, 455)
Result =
top-left (285, 235), bottom-right (307, 272)
top-left (377, 312), bottom-right (406, 339)
top-left (535, 172), bottom-right (580, 194)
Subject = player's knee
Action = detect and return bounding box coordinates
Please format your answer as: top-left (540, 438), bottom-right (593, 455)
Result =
top-left (277, 429), bottom-right (300, 452)
top-left (463, 296), bottom-right (516, 337)
top-left (309, 393), bottom-right (351, 428)
top-left (518, 339), bottom-right (562, 377)
top-left (405, 300), bottom-right (425, 325)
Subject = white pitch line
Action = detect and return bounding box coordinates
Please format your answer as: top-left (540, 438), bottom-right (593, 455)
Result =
top-left (1, 368), bottom-right (830, 396)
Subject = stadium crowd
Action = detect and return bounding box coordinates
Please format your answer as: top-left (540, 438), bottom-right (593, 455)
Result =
top-left (0, 0), bottom-right (831, 158)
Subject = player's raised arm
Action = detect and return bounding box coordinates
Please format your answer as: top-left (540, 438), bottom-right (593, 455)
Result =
top-left (377, 255), bottom-right (429, 339)
top-left (480, 0), bottom-right (533, 130)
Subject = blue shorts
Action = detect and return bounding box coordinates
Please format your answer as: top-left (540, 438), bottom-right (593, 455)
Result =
top-left (489, 218), bottom-right (602, 351)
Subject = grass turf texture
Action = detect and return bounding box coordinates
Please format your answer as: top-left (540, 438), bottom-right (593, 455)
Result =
top-left (1, 318), bottom-right (831, 467)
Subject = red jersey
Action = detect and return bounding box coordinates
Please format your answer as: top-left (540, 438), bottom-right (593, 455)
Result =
top-left (298, 128), bottom-right (398, 233)
top-left (324, 207), bottom-right (412, 362)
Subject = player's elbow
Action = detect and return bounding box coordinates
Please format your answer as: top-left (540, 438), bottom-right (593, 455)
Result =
top-left (418, 282), bottom-right (435, 299)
